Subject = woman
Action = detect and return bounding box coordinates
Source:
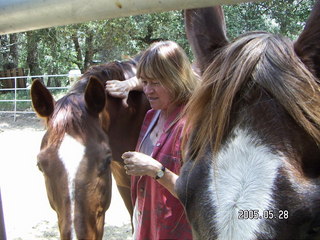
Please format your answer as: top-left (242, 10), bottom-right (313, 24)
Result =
top-left (106, 41), bottom-right (198, 240)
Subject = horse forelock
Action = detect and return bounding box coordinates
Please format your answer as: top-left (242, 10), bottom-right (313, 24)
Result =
top-left (183, 31), bottom-right (320, 162)
top-left (47, 93), bottom-right (105, 145)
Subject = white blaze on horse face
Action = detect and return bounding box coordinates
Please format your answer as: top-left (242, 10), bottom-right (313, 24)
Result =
top-left (59, 133), bottom-right (85, 238)
top-left (210, 128), bottom-right (282, 240)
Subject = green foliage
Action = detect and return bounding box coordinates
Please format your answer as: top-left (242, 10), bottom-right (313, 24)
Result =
top-left (0, 90), bottom-right (33, 111)
top-left (260, 0), bottom-right (315, 39)
top-left (93, 11), bottom-right (190, 62)
top-left (224, 0), bottom-right (314, 40)
top-left (0, 0), bottom-right (315, 81)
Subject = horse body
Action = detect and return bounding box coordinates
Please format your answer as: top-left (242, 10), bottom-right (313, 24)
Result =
top-left (31, 58), bottom-right (150, 239)
top-left (177, 3), bottom-right (320, 240)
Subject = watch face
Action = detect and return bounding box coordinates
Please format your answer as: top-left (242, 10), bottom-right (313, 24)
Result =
top-left (157, 170), bottom-right (164, 178)
top-left (155, 166), bottom-right (166, 179)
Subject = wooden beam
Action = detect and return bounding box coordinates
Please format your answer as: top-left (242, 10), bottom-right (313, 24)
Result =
top-left (0, 0), bottom-right (262, 35)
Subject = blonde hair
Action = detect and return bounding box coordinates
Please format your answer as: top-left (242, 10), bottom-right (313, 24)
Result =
top-left (137, 41), bottom-right (199, 105)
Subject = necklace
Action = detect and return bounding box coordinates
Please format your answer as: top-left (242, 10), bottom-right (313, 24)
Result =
top-left (155, 129), bottom-right (161, 138)
top-left (152, 114), bottom-right (166, 139)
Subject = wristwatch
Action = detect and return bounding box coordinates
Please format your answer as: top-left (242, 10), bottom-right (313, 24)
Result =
top-left (155, 165), bottom-right (166, 180)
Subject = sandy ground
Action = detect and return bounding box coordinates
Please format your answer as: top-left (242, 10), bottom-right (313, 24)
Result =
top-left (0, 113), bottom-right (131, 240)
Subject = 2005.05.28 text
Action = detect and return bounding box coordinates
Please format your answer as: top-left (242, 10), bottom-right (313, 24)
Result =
top-left (238, 209), bottom-right (289, 220)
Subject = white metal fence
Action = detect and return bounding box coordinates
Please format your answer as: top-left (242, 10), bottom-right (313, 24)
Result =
top-left (0, 74), bottom-right (79, 121)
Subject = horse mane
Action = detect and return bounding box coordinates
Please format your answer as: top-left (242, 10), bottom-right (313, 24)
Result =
top-left (70, 62), bottom-right (128, 93)
top-left (183, 31), bottom-right (320, 161)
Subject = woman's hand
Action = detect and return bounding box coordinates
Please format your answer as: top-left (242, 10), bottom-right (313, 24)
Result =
top-left (122, 151), bottom-right (179, 197)
top-left (105, 80), bottom-right (130, 107)
top-left (121, 151), bottom-right (162, 178)
top-left (105, 76), bottom-right (142, 108)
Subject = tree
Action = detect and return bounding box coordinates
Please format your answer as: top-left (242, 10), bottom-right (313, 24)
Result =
top-left (0, 0), bottom-right (315, 88)
top-left (224, 0), bottom-right (315, 40)
top-left (26, 31), bottom-right (40, 76)
top-left (260, 0), bottom-right (315, 39)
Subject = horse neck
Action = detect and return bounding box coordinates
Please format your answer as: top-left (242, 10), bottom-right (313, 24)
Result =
top-left (106, 92), bottom-right (150, 162)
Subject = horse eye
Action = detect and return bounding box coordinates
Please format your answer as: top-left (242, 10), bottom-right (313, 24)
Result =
top-left (104, 155), bottom-right (112, 165)
top-left (98, 154), bottom-right (112, 176)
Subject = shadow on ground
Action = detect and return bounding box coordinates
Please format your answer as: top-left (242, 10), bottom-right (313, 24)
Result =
top-left (27, 220), bottom-right (131, 240)
top-left (0, 113), bottom-right (44, 131)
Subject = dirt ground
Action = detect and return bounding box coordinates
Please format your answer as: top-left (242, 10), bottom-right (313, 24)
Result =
top-left (0, 113), bottom-right (131, 240)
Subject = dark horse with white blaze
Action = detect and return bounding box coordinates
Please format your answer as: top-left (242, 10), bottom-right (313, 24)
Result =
top-left (31, 58), bottom-right (150, 239)
top-left (176, 2), bottom-right (320, 240)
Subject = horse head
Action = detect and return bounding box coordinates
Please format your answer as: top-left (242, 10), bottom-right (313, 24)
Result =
top-left (31, 77), bottom-right (112, 239)
top-left (177, 2), bottom-right (320, 239)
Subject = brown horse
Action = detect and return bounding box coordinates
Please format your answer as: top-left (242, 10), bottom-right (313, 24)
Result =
top-left (176, 2), bottom-right (320, 240)
top-left (31, 58), bottom-right (150, 239)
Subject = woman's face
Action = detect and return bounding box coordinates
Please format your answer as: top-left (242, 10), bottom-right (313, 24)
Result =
top-left (141, 78), bottom-right (173, 111)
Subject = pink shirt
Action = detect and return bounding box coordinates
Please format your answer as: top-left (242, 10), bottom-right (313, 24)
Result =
top-left (131, 106), bottom-right (193, 240)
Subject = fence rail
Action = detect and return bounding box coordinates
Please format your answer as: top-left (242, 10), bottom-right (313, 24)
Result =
top-left (0, 74), bottom-right (79, 121)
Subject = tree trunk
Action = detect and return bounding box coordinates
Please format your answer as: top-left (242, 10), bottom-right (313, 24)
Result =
top-left (0, 35), bottom-right (9, 70)
top-left (83, 31), bottom-right (94, 72)
top-left (26, 31), bottom-right (40, 77)
top-left (10, 34), bottom-right (26, 88)
top-left (0, 35), bottom-right (13, 89)
top-left (72, 33), bottom-right (83, 71)
top-left (9, 34), bottom-right (18, 67)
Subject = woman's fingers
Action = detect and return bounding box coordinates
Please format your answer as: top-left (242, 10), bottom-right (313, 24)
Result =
top-left (122, 152), bottom-right (142, 175)
top-left (105, 80), bottom-right (130, 107)
top-left (124, 164), bottom-right (135, 171)
top-left (124, 164), bottom-right (137, 175)
top-left (121, 98), bottom-right (129, 108)
top-left (122, 151), bottom-right (134, 160)
top-left (106, 80), bottom-right (125, 91)
top-left (106, 80), bottom-right (126, 95)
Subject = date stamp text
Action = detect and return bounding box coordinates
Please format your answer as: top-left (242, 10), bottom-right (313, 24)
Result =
top-left (238, 209), bottom-right (289, 220)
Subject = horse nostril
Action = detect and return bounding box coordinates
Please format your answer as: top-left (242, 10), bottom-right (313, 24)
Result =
top-left (97, 209), bottom-right (104, 218)
top-left (37, 162), bottom-right (43, 172)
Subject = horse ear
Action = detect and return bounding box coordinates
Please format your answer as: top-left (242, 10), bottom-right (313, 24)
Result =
top-left (294, 0), bottom-right (320, 79)
top-left (31, 79), bottom-right (55, 118)
top-left (85, 76), bottom-right (106, 114)
top-left (184, 6), bottom-right (229, 75)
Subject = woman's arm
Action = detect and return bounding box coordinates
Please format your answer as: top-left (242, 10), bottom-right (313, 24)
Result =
top-left (156, 168), bottom-right (179, 198)
top-left (122, 151), bottom-right (179, 198)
